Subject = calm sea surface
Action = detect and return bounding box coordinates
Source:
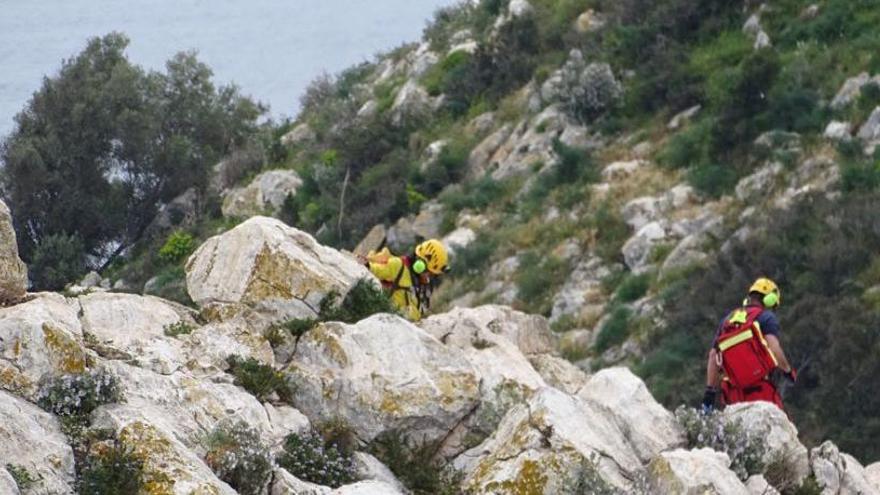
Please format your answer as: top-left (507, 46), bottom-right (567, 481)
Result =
top-left (0, 0), bottom-right (455, 138)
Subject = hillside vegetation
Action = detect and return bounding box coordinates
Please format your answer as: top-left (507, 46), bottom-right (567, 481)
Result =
top-left (3, 0), bottom-right (880, 467)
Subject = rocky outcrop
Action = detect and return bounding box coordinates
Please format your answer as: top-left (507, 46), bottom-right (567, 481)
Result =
top-left (0, 199), bottom-right (27, 303)
top-left (857, 107), bottom-right (880, 154)
top-left (831, 73), bottom-right (880, 110)
top-left (222, 169), bottom-right (303, 218)
top-left (285, 314), bottom-right (480, 445)
top-left (647, 448), bottom-right (749, 495)
top-left (0, 390), bottom-right (76, 494)
top-left (810, 441), bottom-right (879, 495)
top-left (281, 123), bottom-right (316, 147)
top-left (185, 216), bottom-right (371, 321)
top-left (272, 469), bottom-right (407, 495)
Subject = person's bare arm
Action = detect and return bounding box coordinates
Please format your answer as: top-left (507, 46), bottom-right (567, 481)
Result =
top-left (765, 334), bottom-right (792, 372)
top-left (706, 348), bottom-right (722, 388)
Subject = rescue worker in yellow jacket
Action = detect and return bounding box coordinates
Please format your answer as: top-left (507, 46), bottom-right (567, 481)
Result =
top-left (363, 239), bottom-right (448, 321)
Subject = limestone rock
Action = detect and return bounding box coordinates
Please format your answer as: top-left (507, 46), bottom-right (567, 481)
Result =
top-left (184, 317), bottom-right (275, 375)
top-left (0, 199), bottom-right (27, 303)
top-left (0, 390), bottom-right (75, 494)
top-left (736, 161), bottom-right (785, 202)
top-left (508, 0), bottom-right (533, 17)
top-left (810, 441), bottom-right (878, 495)
top-left (755, 30), bottom-right (772, 49)
top-left (857, 107), bottom-right (880, 154)
top-left (92, 405), bottom-right (238, 495)
top-left (866, 463), bottom-right (880, 491)
top-left (281, 122), bottom-right (316, 147)
top-left (660, 234), bottom-right (709, 278)
top-left (550, 257), bottom-right (611, 323)
top-left (285, 314), bottom-right (480, 444)
top-left (411, 200), bottom-right (445, 240)
top-left (831, 73), bottom-right (871, 110)
top-left (466, 112), bottom-right (496, 136)
top-left (333, 480), bottom-right (407, 495)
top-left (272, 468), bottom-right (331, 494)
top-left (391, 80), bottom-right (433, 124)
top-left (647, 448), bottom-right (749, 495)
top-left (601, 159), bottom-right (646, 182)
top-left (747, 475), bottom-right (781, 495)
top-left (78, 271), bottom-right (102, 288)
top-left (575, 9), bottom-right (605, 33)
top-left (185, 217), bottom-right (372, 321)
top-left (0, 468), bottom-right (18, 495)
top-left (577, 367), bottom-right (684, 462)
top-left (455, 387), bottom-right (647, 492)
top-left (353, 452), bottom-right (407, 492)
top-left (442, 226), bottom-right (476, 255)
top-left (468, 124), bottom-right (513, 180)
top-left (78, 292), bottom-right (195, 375)
top-left (622, 221), bottom-right (668, 271)
top-left (825, 121), bottom-right (853, 141)
top-left (527, 354), bottom-right (589, 395)
top-left (353, 224), bottom-right (387, 258)
top-left (723, 402), bottom-right (810, 490)
top-left (357, 100), bottom-right (379, 120)
top-left (222, 169), bottom-right (303, 218)
top-left (0, 293), bottom-right (88, 399)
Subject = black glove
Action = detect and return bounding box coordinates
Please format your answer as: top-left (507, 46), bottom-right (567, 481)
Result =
top-left (784, 367), bottom-right (797, 384)
top-left (701, 386), bottom-right (718, 413)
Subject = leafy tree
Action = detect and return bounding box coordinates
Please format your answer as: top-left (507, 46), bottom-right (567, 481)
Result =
top-left (0, 33), bottom-right (263, 288)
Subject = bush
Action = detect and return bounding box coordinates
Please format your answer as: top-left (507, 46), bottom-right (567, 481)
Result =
top-left (841, 159), bottom-right (880, 193)
top-left (163, 321), bottom-right (195, 337)
top-left (450, 233), bottom-right (498, 278)
top-left (555, 51), bottom-right (623, 124)
top-left (227, 356), bottom-right (292, 402)
top-left (319, 278), bottom-right (398, 323)
top-left (675, 407), bottom-right (766, 480)
top-left (29, 233), bottom-right (87, 291)
top-left (370, 431), bottom-right (463, 495)
top-left (205, 421), bottom-right (273, 495)
top-left (78, 440), bottom-right (145, 495)
top-left (594, 305), bottom-right (632, 353)
top-left (687, 162), bottom-right (739, 198)
top-left (158, 231), bottom-right (196, 264)
top-left (614, 273), bottom-right (651, 303)
top-left (277, 431), bottom-right (358, 488)
top-left (658, 122), bottom-right (712, 170)
top-left (5, 464), bottom-right (38, 491)
top-left (37, 369), bottom-right (124, 419)
top-left (515, 252), bottom-right (568, 315)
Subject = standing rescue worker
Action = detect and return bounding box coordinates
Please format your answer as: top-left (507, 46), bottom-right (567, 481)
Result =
top-left (702, 278), bottom-right (797, 412)
top-left (363, 239), bottom-right (448, 321)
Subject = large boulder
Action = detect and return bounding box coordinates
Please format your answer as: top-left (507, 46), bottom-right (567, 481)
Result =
top-left (185, 217), bottom-right (371, 320)
top-left (183, 316), bottom-right (275, 375)
top-left (222, 169), bottom-right (303, 218)
top-left (0, 199), bottom-right (27, 303)
top-left (830, 73), bottom-right (880, 110)
top-left (91, 405), bottom-right (238, 495)
top-left (866, 463), bottom-right (880, 491)
top-left (0, 390), bottom-right (76, 494)
top-left (78, 292), bottom-right (196, 375)
top-left (284, 314), bottom-right (480, 445)
top-left (622, 221), bottom-right (668, 271)
top-left (576, 367), bottom-right (684, 462)
top-left (647, 448), bottom-right (749, 495)
top-left (810, 441), bottom-right (878, 495)
top-left (271, 469), bottom-right (407, 495)
top-left (0, 468), bottom-right (18, 495)
top-left (722, 402), bottom-right (810, 490)
top-left (857, 107), bottom-right (880, 154)
top-left (0, 293), bottom-right (88, 399)
top-left (550, 256), bottom-right (611, 323)
top-left (455, 387), bottom-right (650, 493)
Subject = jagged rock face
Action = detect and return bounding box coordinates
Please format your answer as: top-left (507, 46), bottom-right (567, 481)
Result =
top-left (454, 387), bottom-right (648, 493)
top-left (222, 169), bottom-right (303, 218)
top-left (866, 463), bottom-right (880, 491)
top-left (810, 441), bottom-right (879, 495)
top-left (647, 448), bottom-right (749, 495)
top-left (0, 468), bottom-right (18, 495)
top-left (0, 293), bottom-right (88, 400)
top-left (577, 367), bottom-right (685, 463)
top-left (272, 469), bottom-right (407, 495)
top-left (723, 402), bottom-right (810, 490)
top-left (185, 316), bottom-right (275, 375)
top-left (0, 199), bottom-right (27, 303)
top-left (0, 390), bottom-right (76, 494)
top-left (285, 314), bottom-right (481, 445)
top-left (91, 405), bottom-right (238, 495)
top-left (185, 216), bottom-right (371, 320)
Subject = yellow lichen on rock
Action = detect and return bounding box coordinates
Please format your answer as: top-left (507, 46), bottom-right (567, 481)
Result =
top-left (42, 323), bottom-right (87, 374)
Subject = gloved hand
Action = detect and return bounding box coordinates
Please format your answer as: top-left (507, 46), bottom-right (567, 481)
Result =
top-left (701, 386), bottom-right (718, 413)
top-left (784, 367), bottom-right (797, 384)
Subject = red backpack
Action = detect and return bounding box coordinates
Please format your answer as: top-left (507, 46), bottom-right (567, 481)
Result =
top-left (715, 306), bottom-right (779, 389)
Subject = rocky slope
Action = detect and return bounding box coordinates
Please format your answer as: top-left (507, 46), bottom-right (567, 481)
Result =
top-left (1, 209), bottom-right (878, 494)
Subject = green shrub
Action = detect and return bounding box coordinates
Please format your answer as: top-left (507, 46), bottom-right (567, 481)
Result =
top-left (658, 122), bottom-right (711, 170)
top-left (205, 421), bottom-right (273, 495)
top-left (841, 159), bottom-right (880, 193)
top-left (591, 203), bottom-right (630, 262)
top-left (158, 231), bottom-right (196, 264)
top-left (370, 430), bottom-right (463, 495)
top-left (614, 273), bottom-right (651, 303)
top-left (37, 369), bottom-right (124, 419)
top-left (675, 407), bottom-right (766, 480)
top-left (78, 440), bottom-right (145, 495)
top-left (278, 431), bottom-right (358, 488)
top-left (163, 321), bottom-right (194, 337)
top-left (5, 464), bottom-right (39, 491)
top-left (515, 252), bottom-right (568, 315)
top-left (687, 161), bottom-right (739, 198)
top-left (29, 233), bottom-right (87, 291)
top-left (450, 233), bottom-right (498, 278)
top-left (319, 278), bottom-right (398, 323)
top-left (144, 265), bottom-right (192, 306)
top-left (594, 306), bottom-right (632, 352)
top-left (273, 318), bottom-right (319, 339)
top-left (227, 356), bottom-right (292, 402)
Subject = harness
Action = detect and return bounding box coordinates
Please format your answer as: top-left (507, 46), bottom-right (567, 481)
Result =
top-left (384, 256), bottom-right (432, 315)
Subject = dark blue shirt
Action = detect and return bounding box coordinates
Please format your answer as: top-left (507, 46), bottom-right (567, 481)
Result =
top-left (712, 305), bottom-right (780, 346)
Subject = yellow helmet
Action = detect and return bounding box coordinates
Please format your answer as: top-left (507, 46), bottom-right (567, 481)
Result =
top-left (415, 239), bottom-right (448, 275)
top-left (749, 277), bottom-right (781, 308)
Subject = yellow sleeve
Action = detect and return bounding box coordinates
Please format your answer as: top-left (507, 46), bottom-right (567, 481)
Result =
top-left (369, 256), bottom-right (403, 282)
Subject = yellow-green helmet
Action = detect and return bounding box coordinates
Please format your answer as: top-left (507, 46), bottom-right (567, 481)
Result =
top-left (749, 277), bottom-right (781, 308)
top-left (415, 239), bottom-right (448, 275)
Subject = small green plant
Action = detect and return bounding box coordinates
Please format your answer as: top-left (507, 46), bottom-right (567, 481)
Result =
top-left (227, 356), bottom-right (292, 402)
top-left (158, 231), bottom-right (196, 264)
top-left (205, 421), bottom-right (273, 495)
top-left (319, 278), bottom-right (398, 323)
top-left (614, 273), bottom-right (651, 303)
top-left (277, 431), bottom-right (359, 488)
top-left (5, 464), bottom-right (39, 490)
top-left (675, 406), bottom-right (767, 480)
top-left (594, 306), bottom-right (632, 353)
top-left (37, 369), bottom-right (124, 422)
top-left (163, 321), bottom-right (194, 337)
top-left (78, 440), bottom-right (145, 495)
top-left (565, 456), bottom-right (622, 495)
top-left (369, 431), bottom-right (463, 495)
top-left (272, 318), bottom-right (318, 340)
